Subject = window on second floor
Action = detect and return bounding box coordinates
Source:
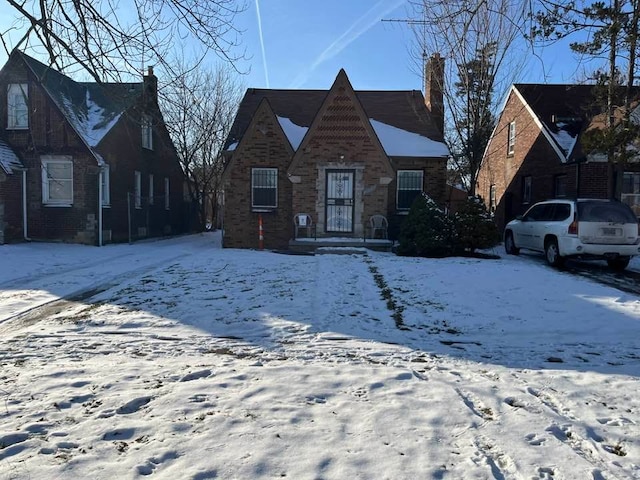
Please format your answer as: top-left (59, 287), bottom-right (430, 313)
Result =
top-left (42, 156), bottom-right (73, 205)
top-left (134, 170), bottom-right (142, 208)
top-left (507, 121), bottom-right (516, 155)
top-left (142, 114), bottom-right (153, 150)
top-left (397, 170), bottom-right (423, 210)
top-left (8, 84), bottom-right (28, 129)
top-left (522, 175), bottom-right (532, 204)
top-left (252, 168), bottom-right (278, 209)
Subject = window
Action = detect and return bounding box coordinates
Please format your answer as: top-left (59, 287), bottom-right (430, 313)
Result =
top-left (397, 170), bottom-right (423, 210)
top-left (7, 84), bottom-right (28, 129)
top-left (554, 175), bottom-right (567, 198)
top-left (164, 177), bottom-right (170, 210)
top-left (149, 174), bottom-right (154, 205)
top-left (489, 184), bottom-right (497, 213)
top-left (507, 121), bottom-right (516, 155)
top-left (142, 114), bottom-right (153, 150)
top-left (251, 168), bottom-right (278, 209)
top-left (522, 175), bottom-right (532, 204)
top-left (622, 172), bottom-right (640, 217)
top-left (134, 171), bottom-right (142, 208)
top-left (101, 166), bottom-right (110, 206)
top-left (41, 156), bottom-right (73, 205)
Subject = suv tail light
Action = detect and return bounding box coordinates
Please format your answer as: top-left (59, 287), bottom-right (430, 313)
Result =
top-left (568, 214), bottom-right (579, 235)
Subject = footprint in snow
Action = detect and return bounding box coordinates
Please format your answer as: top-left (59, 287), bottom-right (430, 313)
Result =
top-left (117, 396), bottom-right (152, 415)
top-left (180, 369), bottom-right (212, 382)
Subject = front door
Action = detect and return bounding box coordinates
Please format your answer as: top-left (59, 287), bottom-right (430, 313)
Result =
top-left (326, 170), bottom-right (354, 233)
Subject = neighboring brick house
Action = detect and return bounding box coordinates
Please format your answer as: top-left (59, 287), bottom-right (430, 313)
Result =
top-left (221, 61), bottom-right (450, 250)
top-left (0, 49), bottom-right (187, 245)
top-left (477, 84), bottom-right (640, 229)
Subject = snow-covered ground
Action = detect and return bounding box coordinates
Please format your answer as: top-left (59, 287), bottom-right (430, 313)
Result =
top-left (1, 233), bottom-right (640, 479)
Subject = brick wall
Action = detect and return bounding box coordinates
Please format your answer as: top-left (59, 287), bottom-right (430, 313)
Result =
top-left (223, 103), bottom-right (293, 250)
top-left (289, 84), bottom-right (393, 238)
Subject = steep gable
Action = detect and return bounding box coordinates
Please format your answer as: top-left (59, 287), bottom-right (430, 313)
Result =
top-left (12, 51), bottom-right (142, 164)
top-left (288, 69), bottom-right (393, 177)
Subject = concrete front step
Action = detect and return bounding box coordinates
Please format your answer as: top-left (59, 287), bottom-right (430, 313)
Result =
top-left (288, 237), bottom-right (393, 253)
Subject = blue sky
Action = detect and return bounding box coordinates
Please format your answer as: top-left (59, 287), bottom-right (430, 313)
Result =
top-left (0, 0), bottom-right (599, 93)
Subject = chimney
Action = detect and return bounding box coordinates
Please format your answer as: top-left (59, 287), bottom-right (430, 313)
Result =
top-left (143, 65), bottom-right (157, 104)
top-left (425, 52), bottom-right (445, 135)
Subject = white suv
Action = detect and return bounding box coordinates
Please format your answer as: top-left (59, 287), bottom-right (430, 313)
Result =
top-left (504, 199), bottom-right (640, 270)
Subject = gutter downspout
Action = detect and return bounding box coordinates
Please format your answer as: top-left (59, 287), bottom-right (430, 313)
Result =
top-left (98, 168), bottom-right (103, 247)
top-left (22, 169), bottom-right (31, 241)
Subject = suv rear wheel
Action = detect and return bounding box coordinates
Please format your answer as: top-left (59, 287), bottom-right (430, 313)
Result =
top-left (607, 256), bottom-right (631, 271)
top-left (504, 231), bottom-right (519, 255)
top-left (544, 238), bottom-right (564, 267)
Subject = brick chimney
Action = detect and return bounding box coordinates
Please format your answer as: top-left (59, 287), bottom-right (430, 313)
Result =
top-left (425, 52), bottom-right (445, 135)
top-left (143, 65), bottom-right (157, 105)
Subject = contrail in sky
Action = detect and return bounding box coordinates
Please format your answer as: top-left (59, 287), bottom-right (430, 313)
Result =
top-left (290, 0), bottom-right (406, 88)
top-left (255, 0), bottom-right (270, 88)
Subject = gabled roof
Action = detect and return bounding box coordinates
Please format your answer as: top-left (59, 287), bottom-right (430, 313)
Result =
top-left (224, 83), bottom-right (447, 158)
top-left (511, 83), bottom-right (640, 162)
top-left (11, 51), bottom-right (143, 164)
top-left (0, 138), bottom-right (23, 174)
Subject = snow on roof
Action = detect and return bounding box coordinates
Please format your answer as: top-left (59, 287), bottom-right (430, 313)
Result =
top-left (58, 90), bottom-right (123, 149)
top-left (227, 142), bottom-right (238, 151)
top-left (370, 119), bottom-right (449, 157)
top-left (548, 122), bottom-right (579, 157)
top-left (0, 139), bottom-right (23, 174)
top-left (277, 116), bottom-right (308, 150)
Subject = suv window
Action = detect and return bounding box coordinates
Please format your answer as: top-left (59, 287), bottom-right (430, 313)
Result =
top-left (523, 203), bottom-right (554, 221)
top-left (577, 201), bottom-right (637, 223)
top-left (552, 203), bottom-right (571, 221)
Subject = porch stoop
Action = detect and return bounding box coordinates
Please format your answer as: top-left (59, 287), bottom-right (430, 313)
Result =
top-left (288, 237), bottom-right (393, 254)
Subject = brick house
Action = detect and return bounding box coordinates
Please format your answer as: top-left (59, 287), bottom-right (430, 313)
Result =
top-left (477, 83), bottom-right (640, 229)
top-left (0, 50), bottom-right (187, 245)
top-left (221, 60), bottom-right (450, 250)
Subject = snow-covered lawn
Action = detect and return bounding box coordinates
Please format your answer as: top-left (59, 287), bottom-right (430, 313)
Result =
top-left (1, 233), bottom-right (639, 479)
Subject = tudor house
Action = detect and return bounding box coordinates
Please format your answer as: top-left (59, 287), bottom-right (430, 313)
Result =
top-left (221, 55), bottom-right (450, 250)
top-left (477, 83), bottom-right (640, 229)
top-left (0, 49), bottom-right (186, 245)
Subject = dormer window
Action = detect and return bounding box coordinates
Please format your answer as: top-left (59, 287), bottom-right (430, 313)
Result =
top-left (7, 84), bottom-right (28, 129)
top-left (142, 114), bottom-right (153, 150)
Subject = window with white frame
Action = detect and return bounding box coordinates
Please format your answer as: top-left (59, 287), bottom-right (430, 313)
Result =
top-left (41, 156), bottom-right (73, 205)
top-left (164, 177), bottom-right (170, 210)
top-left (251, 168), bottom-right (278, 209)
top-left (522, 175), bottom-right (532, 204)
top-left (134, 171), bottom-right (142, 208)
top-left (142, 114), bottom-right (153, 150)
top-left (149, 174), bottom-right (154, 205)
top-left (8, 84), bottom-right (28, 129)
top-left (507, 121), bottom-right (516, 155)
top-left (396, 170), bottom-right (423, 210)
top-left (101, 166), bottom-right (110, 206)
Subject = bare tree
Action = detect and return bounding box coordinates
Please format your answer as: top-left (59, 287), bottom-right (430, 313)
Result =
top-left (2, 0), bottom-right (246, 81)
top-left (407, 0), bottom-right (528, 195)
top-left (162, 58), bottom-right (243, 230)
